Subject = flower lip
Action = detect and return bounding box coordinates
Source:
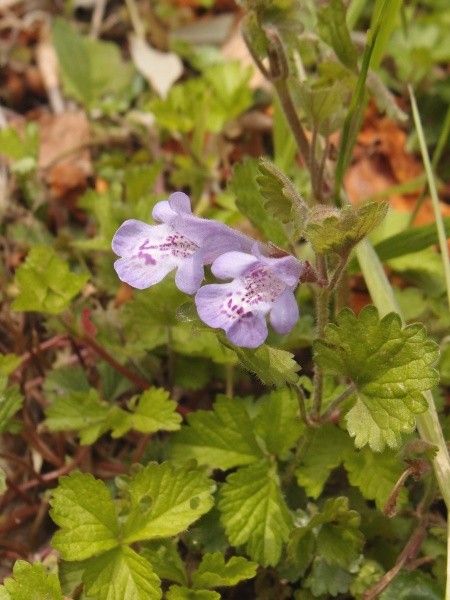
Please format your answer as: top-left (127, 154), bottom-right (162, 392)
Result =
top-left (195, 249), bottom-right (303, 348)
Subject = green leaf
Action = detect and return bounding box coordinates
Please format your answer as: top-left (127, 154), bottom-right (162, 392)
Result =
top-left (315, 306), bottom-right (438, 451)
top-left (305, 558), bottom-right (352, 597)
top-left (229, 159), bottom-right (288, 248)
top-left (112, 388), bottom-right (182, 437)
top-left (83, 547), bottom-right (161, 600)
top-left (312, 497), bottom-right (364, 568)
top-left (166, 587), bottom-right (219, 600)
top-left (317, 0), bottom-right (357, 69)
top-left (350, 560), bottom-right (384, 599)
top-left (52, 18), bottom-right (135, 110)
top-left (44, 389), bottom-right (116, 445)
top-left (45, 387), bottom-right (181, 442)
top-left (0, 123), bottom-right (38, 162)
top-left (374, 218), bottom-right (450, 261)
top-left (170, 396), bottom-right (263, 470)
top-left (12, 246), bottom-right (88, 314)
top-left (141, 541), bottom-right (187, 586)
top-left (192, 552), bottom-right (258, 589)
top-left (123, 462), bottom-right (215, 543)
top-left (294, 80), bottom-right (348, 136)
top-left (0, 354), bottom-right (21, 377)
top-left (0, 561), bottom-right (63, 600)
top-left (305, 201), bottom-right (388, 255)
top-left (231, 343), bottom-right (300, 388)
top-left (218, 460), bottom-right (292, 566)
top-left (344, 446), bottom-right (407, 511)
top-left (379, 570), bottom-right (442, 600)
top-left (256, 158), bottom-right (307, 243)
top-left (295, 425), bottom-right (353, 498)
top-left (50, 472), bottom-right (119, 560)
top-left (0, 381), bottom-right (23, 433)
top-left (203, 61), bottom-right (253, 132)
top-left (254, 388), bottom-right (303, 459)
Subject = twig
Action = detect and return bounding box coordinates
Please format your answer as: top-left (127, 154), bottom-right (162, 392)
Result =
top-left (363, 518), bottom-right (429, 600)
top-left (90, 0), bottom-right (108, 39)
top-left (320, 383), bottom-right (356, 423)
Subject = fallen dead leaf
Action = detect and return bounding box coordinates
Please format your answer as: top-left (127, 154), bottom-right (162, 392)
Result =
top-left (38, 110), bottom-right (92, 199)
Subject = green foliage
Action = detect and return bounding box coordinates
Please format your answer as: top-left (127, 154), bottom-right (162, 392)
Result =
top-left (141, 541), bottom-right (187, 585)
top-left (229, 159), bottom-right (289, 247)
top-left (123, 462), bottom-right (215, 543)
top-left (305, 201), bottom-right (388, 255)
top-left (254, 387), bottom-right (303, 458)
top-left (192, 552), bottom-right (258, 588)
top-left (344, 447), bottom-right (407, 510)
top-left (45, 387), bottom-right (181, 443)
top-left (0, 124), bottom-right (38, 173)
top-left (52, 18), bottom-right (135, 112)
top-left (12, 246), bottom-right (88, 314)
top-left (82, 547), bottom-right (161, 600)
top-left (305, 558), bottom-right (353, 597)
top-left (0, 380), bottom-right (23, 433)
top-left (295, 425), bottom-right (353, 497)
top-left (315, 306), bottom-right (439, 450)
top-left (255, 158), bottom-right (307, 242)
top-left (0, 561), bottom-right (63, 600)
top-left (231, 343), bottom-right (301, 387)
top-left (0, 354), bottom-right (21, 377)
top-left (218, 460), bottom-right (292, 566)
top-left (166, 587), bottom-right (219, 600)
top-left (379, 570), bottom-right (442, 600)
top-left (150, 61), bottom-right (253, 135)
top-left (170, 395), bottom-right (263, 470)
top-left (50, 472), bottom-right (120, 560)
top-left (317, 0), bottom-right (357, 69)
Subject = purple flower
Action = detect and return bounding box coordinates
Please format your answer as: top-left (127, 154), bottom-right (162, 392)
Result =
top-left (195, 246), bottom-right (304, 348)
top-left (112, 192), bottom-right (253, 294)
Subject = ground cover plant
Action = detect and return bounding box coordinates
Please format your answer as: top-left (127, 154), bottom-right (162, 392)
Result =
top-left (0, 0), bottom-right (450, 598)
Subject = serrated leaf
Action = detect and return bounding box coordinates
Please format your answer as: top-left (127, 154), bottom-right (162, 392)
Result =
top-left (312, 498), bottom-right (364, 568)
top-left (315, 306), bottom-right (438, 451)
top-left (44, 389), bottom-right (117, 445)
top-left (254, 388), bottom-right (303, 459)
top-left (141, 541), bottom-right (187, 586)
top-left (50, 472), bottom-right (119, 560)
top-left (305, 558), bottom-right (352, 597)
top-left (317, 0), bottom-right (357, 69)
top-left (231, 343), bottom-right (300, 388)
top-left (294, 80), bottom-right (348, 136)
top-left (12, 246), bottom-right (88, 314)
top-left (123, 462), bottom-right (215, 543)
top-left (112, 388), bottom-right (182, 437)
top-left (218, 460), bottom-right (292, 566)
top-left (192, 552), bottom-right (258, 589)
top-left (230, 159), bottom-right (288, 248)
top-left (344, 447), bottom-right (407, 511)
top-left (83, 547), bottom-right (161, 600)
top-left (166, 587), bottom-right (219, 600)
top-left (305, 201), bottom-right (388, 255)
top-left (256, 158), bottom-right (307, 242)
top-left (0, 561), bottom-right (63, 600)
top-left (0, 381), bottom-right (23, 433)
top-left (170, 396), bottom-right (263, 470)
top-left (295, 425), bottom-right (353, 497)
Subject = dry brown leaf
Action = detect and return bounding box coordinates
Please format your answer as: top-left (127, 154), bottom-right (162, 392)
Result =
top-left (38, 110), bottom-right (92, 199)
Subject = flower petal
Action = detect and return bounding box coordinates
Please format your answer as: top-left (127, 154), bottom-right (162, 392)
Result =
top-left (259, 254), bottom-right (303, 287)
top-left (114, 256), bottom-right (173, 290)
top-left (195, 282), bottom-right (239, 330)
top-left (152, 200), bottom-right (176, 223)
top-left (227, 313), bottom-right (268, 348)
top-left (168, 191), bottom-right (191, 213)
top-left (211, 251), bottom-right (259, 280)
top-left (270, 289), bottom-right (299, 334)
top-left (112, 220), bottom-right (168, 257)
top-left (175, 252), bottom-right (204, 294)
